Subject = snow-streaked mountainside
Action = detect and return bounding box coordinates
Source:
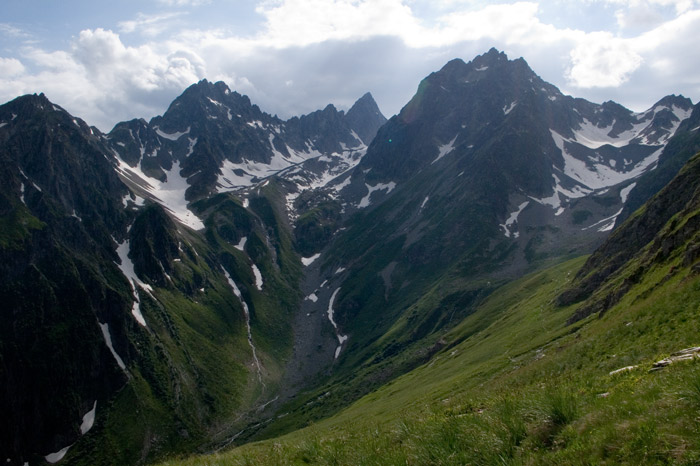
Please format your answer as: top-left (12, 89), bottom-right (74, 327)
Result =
top-left (106, 80), bottom-right (385, 229)
top-left (343, 49), bottom-right (692, 234)
top-left (1, 48), bottom-right (698, 465)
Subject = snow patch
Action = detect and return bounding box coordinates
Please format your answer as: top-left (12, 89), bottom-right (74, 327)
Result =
top-left (326, 288), bottom-right (348, 359)
top-left (572, 118), bottom-right (642, 149)
top-left (114, 153), bottom-right (203, 230)
top-left (499, 201), bottom-right (529, 238)
top-left (302, 253), bottom-right (321, 266)
top-left (620, 182), bottom-right (636, 203)
top-left (358, 181), bottom-right (396, 208)
top-left (99, 323), bottom-right (126, 370)
top-left (155, 126), bottom-right (189, 141)
top-left (335, 267), bottom-right (346, 274)
top-left (252, 264), bottom-right (264, 291)
top-left (583, 208), bottom-right (623, 232)
top-left (432, 135), bottom-right (458, 164)
top-left (305, 293), bottom-right (318, 302)
top-left (80, 401), bottom-right (97, 435)
top-left (45, 446), bottom-right (71, 463)
top-left (420, 196), bottom-right (429, 209)
top-left (115, 239), bottom-right (152, 327)
top-left (550, 130), bottom-right (663, 191)
top-left (475, 65), bottom-right (488, 71)
top-left (333, 176), bottom-right (352, 192)
top-left (503, 101), bottom-right (517, 115)
top-left (217, 143), bottom-right (317, 191)
top-left (235, 236), bottom-right (247, 252)
top-left (223, 268), bottom-right (263, 384)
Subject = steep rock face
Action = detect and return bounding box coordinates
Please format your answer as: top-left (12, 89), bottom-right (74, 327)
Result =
top-left (344, 92), bottom-right (387, 144)
top-left (0, 95), bottom-right (134, 462)
top-left (128, 204), bottom-right (181, 287)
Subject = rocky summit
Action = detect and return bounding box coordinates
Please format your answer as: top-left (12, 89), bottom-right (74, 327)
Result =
top-left (1, 49), bottom-right (699, 465)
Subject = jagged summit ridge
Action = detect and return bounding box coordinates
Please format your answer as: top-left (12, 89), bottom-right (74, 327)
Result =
top-left (348, 48), bottom-right (692, 234)
top-left (104, 80), bottom-right (386, 229)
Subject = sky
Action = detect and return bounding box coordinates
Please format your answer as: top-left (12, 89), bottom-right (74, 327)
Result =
top-left (1, 0), bottom-right (699, 132)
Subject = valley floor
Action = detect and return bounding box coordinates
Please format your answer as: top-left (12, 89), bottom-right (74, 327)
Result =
top-left (157, 255), bottom-right (700, 465)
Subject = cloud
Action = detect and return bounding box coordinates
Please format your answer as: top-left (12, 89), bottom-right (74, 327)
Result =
top-left (1, 1), bottom-right (699, 131)
top-left (254, 0), bottom-right (421, 47)
top-left (0, 23), bottom-right (32, 39)
top-left (0, 28), bottom-right (205, 131)
top-left (118, 12), bottom-right (184, 36)
top-left (0, 57), bottom-right (25, 76)
top-left (566, 33), bottom-right (643, 87)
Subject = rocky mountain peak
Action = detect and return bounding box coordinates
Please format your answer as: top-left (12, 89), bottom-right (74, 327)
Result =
top-left (654, 94), bottom-right (693, 110)
top-left (345, 92), bottom-right (387, 144)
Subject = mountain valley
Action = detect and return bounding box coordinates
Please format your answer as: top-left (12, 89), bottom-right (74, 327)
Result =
top-left (1, 48), bottom-right (700, 465)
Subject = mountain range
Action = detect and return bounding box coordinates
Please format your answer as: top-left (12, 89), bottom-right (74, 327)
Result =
top-left (1, 48), bottom-right (699, 465)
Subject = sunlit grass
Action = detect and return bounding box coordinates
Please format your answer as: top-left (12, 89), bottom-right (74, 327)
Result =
top-left (159, 253), bottom-right (700, 466)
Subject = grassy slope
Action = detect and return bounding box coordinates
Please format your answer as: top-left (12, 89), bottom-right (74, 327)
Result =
top-left (159, 241), bottom-right (700, 464)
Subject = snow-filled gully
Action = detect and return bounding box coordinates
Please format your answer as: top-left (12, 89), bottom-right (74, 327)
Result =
top-left (114, 238), bottom-right (151, 327)
top-left (45, 401), bottom-right (97, 463)
top-left (223, 268), bottom-right (264, 385)
top-left (327, 288), bottom-right (348, 359)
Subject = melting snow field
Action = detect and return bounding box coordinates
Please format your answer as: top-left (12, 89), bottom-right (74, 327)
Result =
top-left (572, 118), bottom-right (646, 149)
top-left (252, 264), bottom-right (264, 291)
top-left (80, 401), bottom-right (97, 435)
top-left (235, 236), bottom-right (247, 251)
top-left (46, 446), bottom-right (71, 464)
top-left (550, 130), bottom-right (663, 191)
top-left (115, 239), bottom-right (151, 327)
top-left (432, 135), bottom-right (458, 164)
top-left (99, 323), bottom-right (126, 370)
top-left (583, 208), bottom-right (624, 232)
top-left (327, 288), bottom-right (348, 359)
top-left (217, 141), bottom-right (321, 191)
top-left (302, 253), bottom-right (321, 266)
top-left (154, 126), bottom-right (189, 141)
top-left (620, 182), bottom-right (636, 203)
top-left (114, 153), bottom-right (204, 230)
top-left (358, 182), bottom-right (397, 208)
top-left (499, 201), bottom-right (529, 238)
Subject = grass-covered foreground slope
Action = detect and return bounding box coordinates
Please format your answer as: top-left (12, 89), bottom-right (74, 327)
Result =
top-left (160, 156), bottom-right (700, 465)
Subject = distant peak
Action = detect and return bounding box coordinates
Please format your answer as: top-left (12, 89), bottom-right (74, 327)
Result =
top-left (654, 94), bottom-right (693, 110)
top-left (356, 92), bottom-right (376, 104)
top-left (345, 91), bottom-right (387, 144)
top-left (347, 92), bottom-right (385, 120)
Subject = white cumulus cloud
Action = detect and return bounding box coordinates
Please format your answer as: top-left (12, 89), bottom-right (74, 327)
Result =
top-left (1, 0), bottom-right (698, 129)
top-left (0, 57), bottom-right (25, 76)
top-left (566, 33), bottom-right (643, 87)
